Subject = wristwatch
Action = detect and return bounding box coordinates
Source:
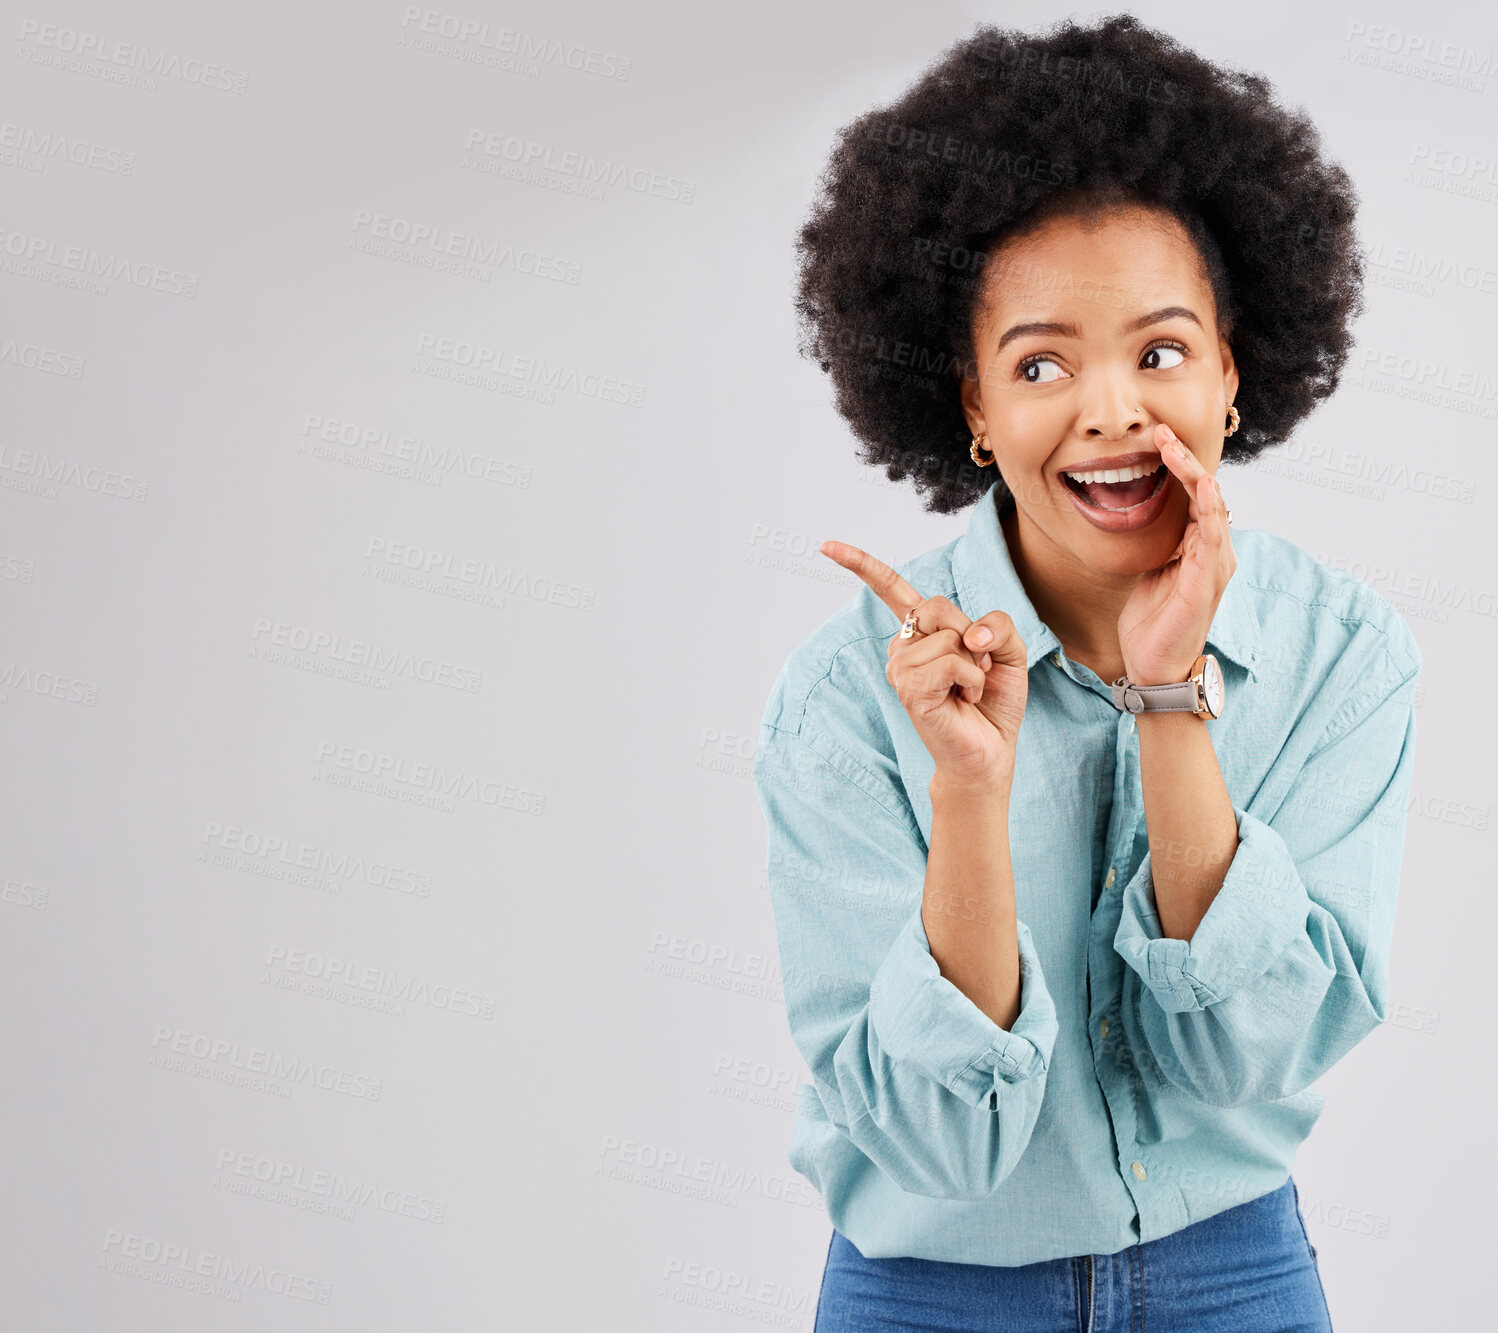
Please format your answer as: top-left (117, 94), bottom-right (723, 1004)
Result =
top-left (1110, 653), bottom-right (1225, 719)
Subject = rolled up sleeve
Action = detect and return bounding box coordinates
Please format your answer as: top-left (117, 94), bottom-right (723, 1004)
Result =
top-left (1113, 660), bottom-right (1419, 1108)
top-left (869, 907), bottom-right (1055, 1104)
top-left (755, 716), bottom-right (1058, 1200)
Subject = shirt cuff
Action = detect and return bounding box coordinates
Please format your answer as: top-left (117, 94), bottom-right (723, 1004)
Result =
top-left (1113, 804), bottom-right (1310, 1014)
top-left (868, 909), bottom-right (1059, 1107)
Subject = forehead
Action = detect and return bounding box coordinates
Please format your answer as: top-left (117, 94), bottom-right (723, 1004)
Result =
top-left (979, 208), bottom-right (1209, 321)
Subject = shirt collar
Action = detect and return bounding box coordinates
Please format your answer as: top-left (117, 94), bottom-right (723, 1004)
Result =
top-left (950, 482), bottom-right (1259, 681)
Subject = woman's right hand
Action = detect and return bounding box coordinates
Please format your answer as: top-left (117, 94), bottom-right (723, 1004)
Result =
top-left (820, 540), bottom-right (1029, 792)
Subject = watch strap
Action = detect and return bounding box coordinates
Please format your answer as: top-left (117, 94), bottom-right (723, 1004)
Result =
top-left (1110, 676), bottom-right (1201, 714)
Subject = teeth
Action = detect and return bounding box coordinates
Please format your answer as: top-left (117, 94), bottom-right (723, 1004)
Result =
top-left (1064, 459), bottom-right (1160, 485)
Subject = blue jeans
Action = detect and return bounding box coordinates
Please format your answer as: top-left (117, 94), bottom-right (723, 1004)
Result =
top-left (814, 1176), bottom-right (1332, 1331)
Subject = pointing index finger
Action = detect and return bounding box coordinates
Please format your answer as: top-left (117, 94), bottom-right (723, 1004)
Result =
top-left (819, 540), bottom-right (925, 622)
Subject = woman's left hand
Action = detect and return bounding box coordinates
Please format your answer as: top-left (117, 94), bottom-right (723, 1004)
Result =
top-left (1116, 422), bottom-right (1236, 686)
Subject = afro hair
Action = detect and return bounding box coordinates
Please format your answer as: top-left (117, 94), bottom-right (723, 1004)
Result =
top-left (793, 12), bottom-right (1365, 513)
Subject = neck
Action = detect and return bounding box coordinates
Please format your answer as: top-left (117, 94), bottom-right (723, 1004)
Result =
top-left (999, 499), bottom-right (1139, 681)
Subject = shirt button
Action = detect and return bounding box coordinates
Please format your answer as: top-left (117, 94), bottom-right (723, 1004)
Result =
top-left (1104, 867), bottom-right (1116, 889)
top-left (1100, 1017), bottom-right (1108, 1040)
top-left (1131, 1160), bottom-right (1147, 1181)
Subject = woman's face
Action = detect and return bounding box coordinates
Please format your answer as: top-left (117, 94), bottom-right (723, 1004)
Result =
top-left (958, 204), bottom-right (1238, 575)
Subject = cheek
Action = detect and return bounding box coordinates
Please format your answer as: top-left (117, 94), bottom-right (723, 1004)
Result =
top-left (980, 399), bottom-right (1066, 504)
top-left (1162, 385), bottom-right (1226, 448)
top-left (1179, 374), bottom-right (1227, 417)
top-left (983, 390), bottom-right (1060, 451)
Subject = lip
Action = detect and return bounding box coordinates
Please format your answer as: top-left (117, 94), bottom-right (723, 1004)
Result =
top-left (1060, 457), bottom-right (1173, 533)
top-left (1057, 448), bottom-right (1163, 477)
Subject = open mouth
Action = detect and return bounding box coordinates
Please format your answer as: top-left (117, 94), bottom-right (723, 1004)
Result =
top-left (1062, 461), bottom-right (1169, 512)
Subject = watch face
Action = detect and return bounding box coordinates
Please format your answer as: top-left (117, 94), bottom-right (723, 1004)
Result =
top-left (1202, 655), bottom-right (1224, 717)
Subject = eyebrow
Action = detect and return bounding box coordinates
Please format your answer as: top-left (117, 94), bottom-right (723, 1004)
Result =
top-left (1126, 305), bottom-right (1203, 335)
top-left (994, 305), bottom-right (1203, 354)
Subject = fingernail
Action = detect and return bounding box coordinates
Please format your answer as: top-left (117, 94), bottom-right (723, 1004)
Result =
top-left (972, 627), bottom-right (993, 646)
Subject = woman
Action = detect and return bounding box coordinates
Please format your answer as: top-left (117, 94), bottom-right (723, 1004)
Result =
top-left (753, 15), bottom-right (1420, 1332)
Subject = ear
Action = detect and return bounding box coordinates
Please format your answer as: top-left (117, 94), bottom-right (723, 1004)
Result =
top-left (953, 358), bottom-right (985, 437)
top-left (1219, 332), bottom-right (1239, 410)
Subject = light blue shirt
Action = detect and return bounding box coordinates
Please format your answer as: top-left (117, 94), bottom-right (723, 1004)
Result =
top-left (753, 481), bottom-right (1421, 1266)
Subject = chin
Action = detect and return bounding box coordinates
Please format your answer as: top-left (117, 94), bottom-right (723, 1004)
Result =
top-left (1076, 513), bottom-right (1186, 572)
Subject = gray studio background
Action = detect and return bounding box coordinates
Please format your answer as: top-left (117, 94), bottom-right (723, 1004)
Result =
top-left (1, 0), bottom-right (1490, 1327)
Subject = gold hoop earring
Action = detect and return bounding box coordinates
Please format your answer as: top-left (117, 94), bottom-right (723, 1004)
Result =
top-left (970, 433), bottom-right (995, 467)
top-left (1224, 405), bottom-right (1240, 437)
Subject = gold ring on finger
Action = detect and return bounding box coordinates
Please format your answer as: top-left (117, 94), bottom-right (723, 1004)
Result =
top-left (900, 608), bottom-right (920, 639)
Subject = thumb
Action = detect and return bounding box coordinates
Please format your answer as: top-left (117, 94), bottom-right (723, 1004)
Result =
top-left (960, 610), bottom-right (1027, 674)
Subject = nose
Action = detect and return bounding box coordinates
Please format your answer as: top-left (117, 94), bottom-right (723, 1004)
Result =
top-left (1076, 368), bottom-right (1150, 441)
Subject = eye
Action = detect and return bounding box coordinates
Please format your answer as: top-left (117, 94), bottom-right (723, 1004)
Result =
top-left (1015, 354), bottom-right (1068, 384)
top-left (1142, 340), bottom-right (1187, 370)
